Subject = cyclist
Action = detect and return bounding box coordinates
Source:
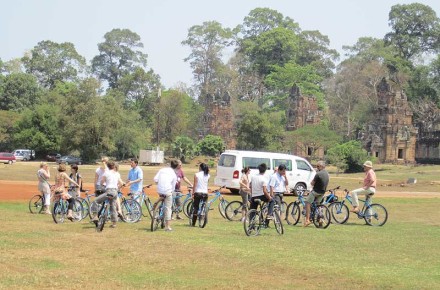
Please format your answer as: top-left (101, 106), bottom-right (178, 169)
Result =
top-left (238, 166), bottom-right (251, 222)
top-left (68, 164), bottom-right (82, 199)
top-left (94, 156), bottom-right (109, 196)
top-left (304, 160), bottom-right (329, 227)
top-left (54, 164), bottom-right (80, 221)
top-left (95, 160), bottom-right (125, 228)
top-left (173, 160), bottom-right (193, 220)
top-left (125, 158), bottom-right (143, 203)
top-left (268, 164), bottom-right (288, 217)
top-left (37, 162), bottom-right (51, 214)
top-left (153, 160), bottom-right (179, 231)
top-left (350, 161), bottom-right (376, 214)
top-left (249, 163), bottom-right (273, 220)
top-left (191, 163), bottom-right (210, 227)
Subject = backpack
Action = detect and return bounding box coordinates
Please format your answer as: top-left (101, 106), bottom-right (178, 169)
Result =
top-left (70, 173), bottom-right (85, 192)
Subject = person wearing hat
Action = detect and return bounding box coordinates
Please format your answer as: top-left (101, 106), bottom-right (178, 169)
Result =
top-left (350, 161), bottom-right (376, 213)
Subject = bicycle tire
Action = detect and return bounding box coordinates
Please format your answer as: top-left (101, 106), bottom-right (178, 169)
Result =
top-left (150, 205), bottom-right (162, 232)
top-left (143, 198), bottom-right (153, 218)
top-left (244, 209), bottom-right (261, 236)
top-left (280, 201), bottom-right (288, 220)
top-left (89, 201), bottom-right (100, 220)
top-left (225, 200), bottom-right (244, 221)
top-left (52, 201), bottom-right (66, 224)
top-left (186, 200), bottom-right (193, 218)
top-left (182, 198), bottom-right (191, 218)
top-left (312, 205), bottom-right (331, 229)
top-left (273, 211), bottom-right (284, 235)
top-left (199, 203), bottom-right (208, 228)
top-left (29, 194), bottom-right (43, 214)
top-left (286, 202), bottom-right (301, 225)
top-left (364, 203), bottom-right (388, 226)
top-left (121, 199), bottom-right (142, 223)
top-left (218, 199), bottom-right (229, 219)
top-left (329, 202), bottom-right (349, 224)
top-left (71, 200), bottom-right (84, 222)
top-left (96, 205), bottom-right (107, 232)
top-left (77, 197), bottom-right (89, 220)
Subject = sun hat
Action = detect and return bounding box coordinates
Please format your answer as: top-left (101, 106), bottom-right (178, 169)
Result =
top-left (363, 161), bottom-right (373, 168)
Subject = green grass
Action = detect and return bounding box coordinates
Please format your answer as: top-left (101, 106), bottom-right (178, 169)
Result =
top-left (0, 197), bottom-right (439, 289)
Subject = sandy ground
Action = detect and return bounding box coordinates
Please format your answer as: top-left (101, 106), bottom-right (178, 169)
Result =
top-left (0, 180), bottom-right (438, 201)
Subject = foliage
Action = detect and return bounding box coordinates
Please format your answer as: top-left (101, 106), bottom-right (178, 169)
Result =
top-left (0, 110), bottom-right (20, 151)
top-left (0, 73), bottom-right (41, 111)
top-left (22, 40), bottom-right (86, 89)
top-left (196, 135), bottom-right (224, 157)
top-left (92, 29), bottom-right (148, 89)
top-left (172, 136), bottom-right (196, 163)
top-left (327, 140), bottom-right (371, 173)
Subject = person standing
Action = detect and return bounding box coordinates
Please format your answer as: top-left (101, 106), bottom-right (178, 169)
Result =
top-left (249, 163), bottom-right (273, 218)
top-left (153, 160), bottom-right (179, 231)
top-left (191, 163), bottom-right (210, 227)
top-left (238, 166), bottom-right (251, 222)
top-left (268, 164), bottom-right (288, 216)
top-left (37, 162), bottom-right (51, 214)
top-left (125, 158), bottom-right (143, 203)
top-left (304, 161), bottom-right (329, 227)
top-left (54, 164), bottom-right (79, 221)
top-left (351, 161), bottom-right (376, 213)
top-left (173, 160), bottom-right (193, 220)
top-left (94, 157), bottom-right (109, 196)
top-left (68, 164), bottom-right (82, 199)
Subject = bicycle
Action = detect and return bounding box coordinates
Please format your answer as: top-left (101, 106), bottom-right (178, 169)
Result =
top-left (119, 191), bottom-right (142, 223)
top-left (243, 199), bottom-right (284, 236)
top-left (52, 192), bottom-right (83, 224)
top-left (285, 189), bottom-right (331, 229)
top-left (95, 193), bottom-right (117, 232)
top-left (329, 189), bottom-right (388, 226)
top-left (128, 185), bottom-right (154, 219)
top-left (186, 187), bottom-right (229, 223)
top-left (29, 186), bottom-right (54, 214)
top-left (150, 195), bottom-right (167, 232)
top-left (171, 187), bottom-right (193, 219)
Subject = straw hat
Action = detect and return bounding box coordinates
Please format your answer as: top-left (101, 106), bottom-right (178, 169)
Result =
top-left (363, 161), bottom-right (373, 168)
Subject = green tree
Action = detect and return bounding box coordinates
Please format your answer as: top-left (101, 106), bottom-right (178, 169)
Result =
top-left (92, 29), bottom-right (148, 89)
top-left (197, 135), bottom-right (224, 156)
top-left (0, 73), bottom-right (41, 111)
top-left (0, 110), bottom-right (20, 151)
top-left (22, 40), bottom-right (86, 88)
top-left (327, 141), bottom-right (370, 173)
top-left (172, 136), bottom-right (196, 163)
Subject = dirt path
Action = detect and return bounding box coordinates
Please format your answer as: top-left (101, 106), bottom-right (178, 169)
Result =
top-left (0, 180), bottom-right (438, 201)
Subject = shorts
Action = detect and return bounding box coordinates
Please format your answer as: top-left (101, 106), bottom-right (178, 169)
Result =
top-left (305, 191), bottom-right (324, 204)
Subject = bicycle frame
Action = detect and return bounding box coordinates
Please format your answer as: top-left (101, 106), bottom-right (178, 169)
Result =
top-left (340, 189), bottom-right (372, 217)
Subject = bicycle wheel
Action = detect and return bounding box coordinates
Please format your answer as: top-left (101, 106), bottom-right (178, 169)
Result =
top-left (218, 199), bottom-right (229, 219)
top-left (199, 203), bottom-right (208, 228)
top-left (186, 200), bottom-right (193, 218)
top-left (273, 211), bottom-right (284, 235)
top-left (89, 201), bottom-right (100, 220)
top-left (71, 200), bottom-right (84, 222)
top-left (279, 201), bottom-right (288, 220)
top-left (329, 202), bottom-right (349, 224)
top-left (121, 199), bottom-right (142, 223)
top-left (150, 205), bottom-right (162, 232)
top-left (312, 205), bottom-right (331, 229)
top-left (77, 197), bottom-right (89, 220)
top-left (143, 198), bottom-right (153, 218)
top-left (364, 204), bottom-right (388, 226)
top-left (225, 200), bottom-right (244, 221)
top-left (29, 195), bottom-right (43, 214)
top-left (286, 202), bottom-right (301, 225)
top-left (182, 198), bottom-right (192, 218)
top-left (96, 205), bottom-right (107, 232)
top-left (52, 201), bottom-right (66, 224)
top-left (244, 209), bottom-right (261, 236)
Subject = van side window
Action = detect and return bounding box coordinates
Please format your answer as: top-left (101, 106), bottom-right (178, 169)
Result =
top-left (243, 157), bottom-right (270, 169)
top-left (296, 160), bottom-right (312, 171)
top-left (273, 159), bottom-right (292, 171)
top-left (218, 154), bottom-right (236, 167)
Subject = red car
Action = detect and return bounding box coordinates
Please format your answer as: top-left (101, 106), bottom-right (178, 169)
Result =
top-left (46, 153), bottom-right (61, 162)
top-left (0, 152), bottom-right (16, 164)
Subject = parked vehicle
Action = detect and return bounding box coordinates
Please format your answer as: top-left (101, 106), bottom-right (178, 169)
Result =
top-left (56, 155), bottom-right (82, 165)
top-left (0, 152), bottom-right (16, 164)
top-left (46, 153), bottom-right (61, 162)
top-left (12, 149), bottom-right (35, 161)
top-left (214, 150), bottom-right (316, 194)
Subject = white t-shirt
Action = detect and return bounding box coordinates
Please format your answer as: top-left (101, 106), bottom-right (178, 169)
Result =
top-left (96, 167), bottom-right (109, 186)
top-left (154, 167), bottom-right (177, 195)
top-left (194, 171), bottom-right (210, 193)
top-left (103, 171), bottom-right (120, 189)
top-left (251, 174), bottom-right (268, 197)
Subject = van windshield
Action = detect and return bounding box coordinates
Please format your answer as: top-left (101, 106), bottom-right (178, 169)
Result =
top-left (218, 154), bottom-right (236, 167)
top-left (243, 157), bottom-right (270, 169)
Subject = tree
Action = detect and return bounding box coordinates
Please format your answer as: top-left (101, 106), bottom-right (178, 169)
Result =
top-left (0, 73), bottom-right (41, 111)
top-left (92, 29), bottom-right (148, 89)
top-left (182, 21), bottom-right (234, 97)
top-left (22, 40), bottom-right (86, 88)
top-left (197, 135), bottom-right (224, 157)
top-left (172, 136), bottom-right (196, 163)
top-left (384, 3), bottom-right (440, 60)
top-left (327, 141), bottom-right (370, 173)
top-left (0, 110), bottom-right (20, 151)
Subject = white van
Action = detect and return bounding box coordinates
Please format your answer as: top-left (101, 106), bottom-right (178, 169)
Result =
top-left (214, 150), bottom-right (316, 194)
top-left (13, 149), bottom-right (35, 161)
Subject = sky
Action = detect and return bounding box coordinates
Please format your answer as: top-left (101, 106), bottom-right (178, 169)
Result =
top-left (1, 0), bottom-right (440, 88)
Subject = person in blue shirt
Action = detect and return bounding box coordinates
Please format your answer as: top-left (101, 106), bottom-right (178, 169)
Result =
top-left (125, 158), bottom-right (143, 203)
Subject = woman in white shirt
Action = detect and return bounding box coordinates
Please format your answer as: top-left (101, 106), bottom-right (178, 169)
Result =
top-left (191, 163), bottom-right (210, 227)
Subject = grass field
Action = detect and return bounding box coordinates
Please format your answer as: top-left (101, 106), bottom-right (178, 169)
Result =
top-left (0, 162), bottom-right (439, 289)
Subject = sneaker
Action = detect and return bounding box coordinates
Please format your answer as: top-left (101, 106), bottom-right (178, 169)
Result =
top-left (110, 223), bottom-right (117, 228)
top-left (165, 228), bottom-right (173, 231)
top-left (266, 215), bottom-right (274, 220)
top-left (241, 217), bottom-right (246, 223)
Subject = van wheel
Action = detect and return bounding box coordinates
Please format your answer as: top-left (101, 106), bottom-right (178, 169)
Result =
top-left (228, 188), bottom-right (239, 195)
top-left (8, 160), bottom-right (12, 165)
top-left (293, 183), bottom-right (306, 196)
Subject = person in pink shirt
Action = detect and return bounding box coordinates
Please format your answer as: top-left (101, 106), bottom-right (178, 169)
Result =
top-left (351, 161), bottom-right (376, 213)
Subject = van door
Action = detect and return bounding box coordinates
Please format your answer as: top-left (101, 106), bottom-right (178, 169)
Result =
top-left (294, 159), bottom-right (315, 191)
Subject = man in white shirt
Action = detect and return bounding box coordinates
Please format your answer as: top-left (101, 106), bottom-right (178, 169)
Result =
top-left (153, 160), bottom-right (178, 231)
top-left (250, 163), bottom-right (274, 218)
top-left (268, 164), bottom-right (288, 217)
